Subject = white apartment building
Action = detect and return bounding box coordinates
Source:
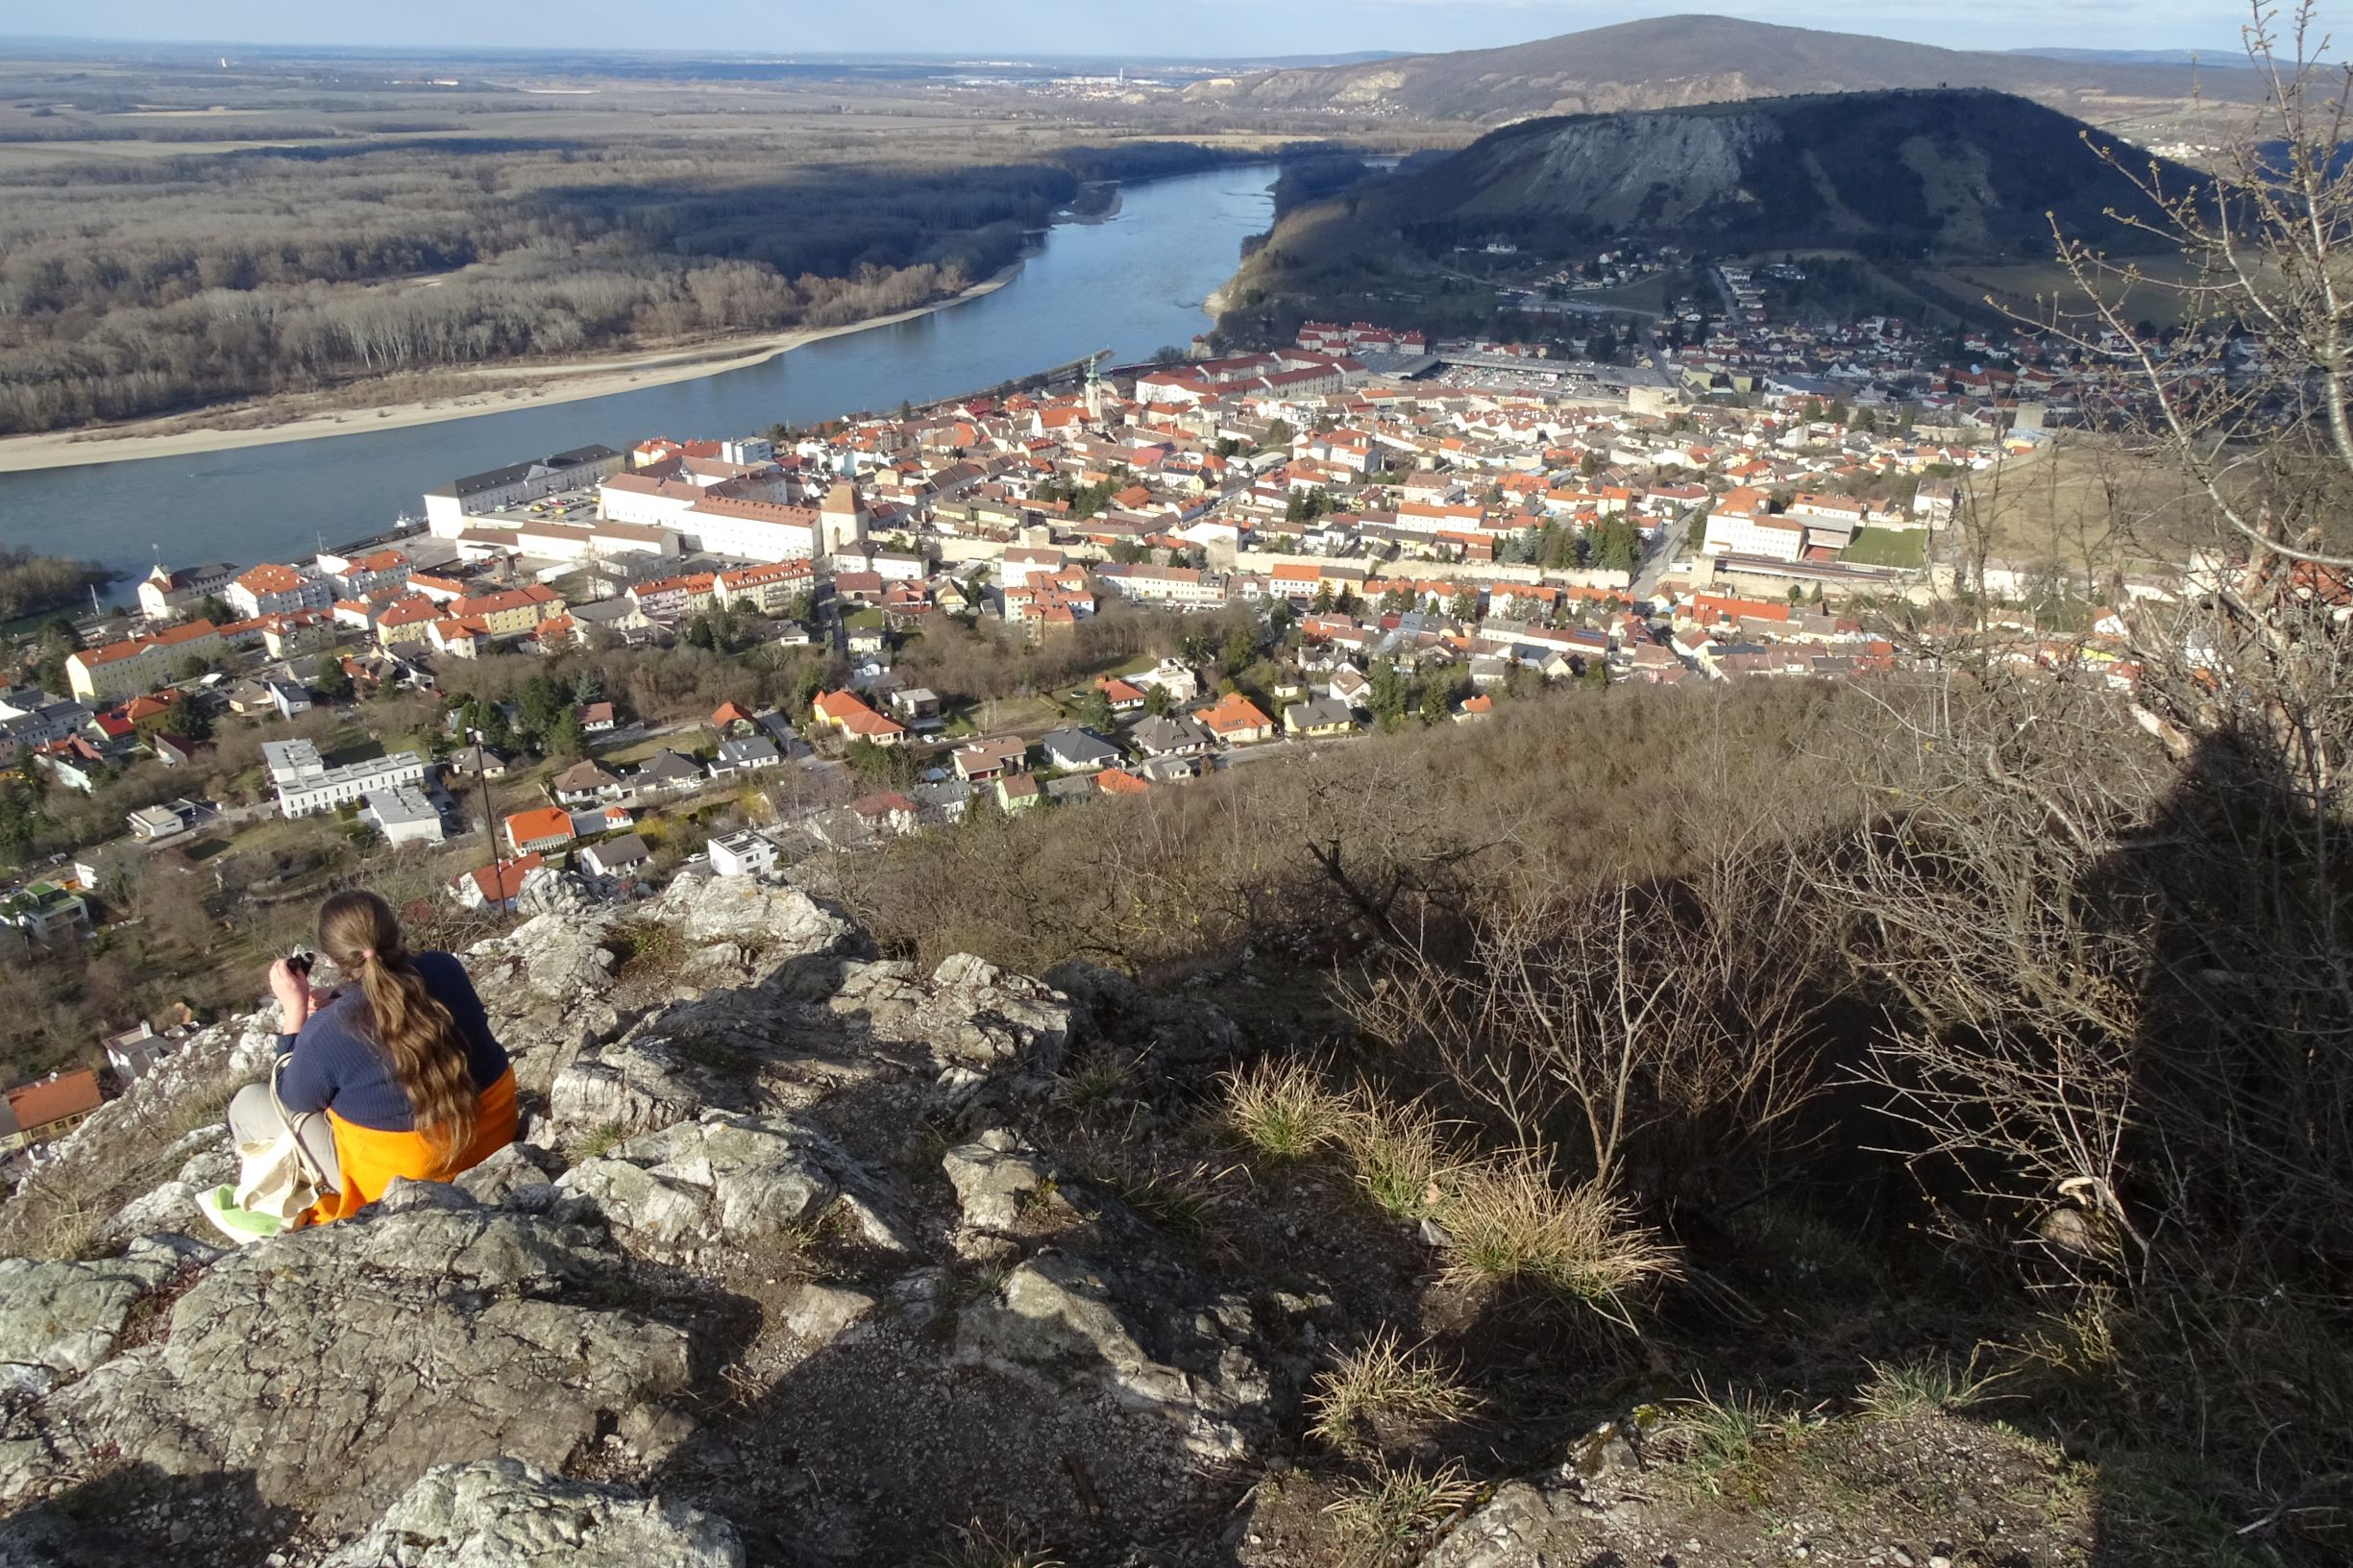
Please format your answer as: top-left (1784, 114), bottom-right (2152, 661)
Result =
top-left (362, 784), bottom-right (447, 845)
top-left (683, 499), bottom-right (822, 562)
top-left (1104, 565), bottom-right (1226, 607)
top-left (1704, 509), bottom-right (1807, 562)
top-left (268, 742), bottom-right (428, 818)
top-left (227, 563), bottom-right (332, 620)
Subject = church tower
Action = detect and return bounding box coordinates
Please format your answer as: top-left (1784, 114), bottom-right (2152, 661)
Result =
top-left (819, 482), bottom-right (869, 557)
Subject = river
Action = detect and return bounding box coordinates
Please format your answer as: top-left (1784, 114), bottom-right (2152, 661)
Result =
top-left (0, 162), bottom-right (1277, 590)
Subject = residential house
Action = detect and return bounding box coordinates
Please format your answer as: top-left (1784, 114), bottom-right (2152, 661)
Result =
top-left (1126, 658), bottom-right (1201, 702)
top-left (887, 688), bottom-right (942, 723)
top-left (1197, 691), bottom-right (1275, 746)
top-left (630, 748), bottom-right (706, 796)
top-left (569, 804), bottom-right (635, 839)
top-left (1, 1068), bottom-right (104, 1150)
top-left (1040, 727), bottom-right (1123, 772)
top-left (1283, 698), bottom-right (1357, 738)
top-left (710, 700), bottom-right (758, 736)
top-left (808, 689), bottom-right (906, 747)
top-left (126, 799), bottom-right (203, 842)
top-left (581, 833), bottom-right (651, 881)
top-left (1128, 713), bottom-right (1216, 759)
top-left (707, 829), bottom-right (781, 878)
top-left (712, 735), bottom-right (783, 775)
top-left (452, 853), bottom-right (546, 913)
top-left (4, 883), bottom-right (89, 943)
top-left (911, 777), bottom-right (972, 826)
top-left (552, 759), bottom-right (625, 805)
top-left (576, 701), bottom-right (618, 733)
top-left (1094, 677), bottom-right (1146, 715)
top-left (1094, 768), bottom-right (1150, 797)
top-left (503, 806), bottom-right (576, 857)
top-left (951, 735), bottom-right (1028, 783)
top-left (995, 772), bottom-right (1042, 813)
top-left (101, 1021), bottom-right (172, 1082)
top-left (848, 791), bottom-right (919, 838)
top-left (442, 745), bottom-right (509, 787)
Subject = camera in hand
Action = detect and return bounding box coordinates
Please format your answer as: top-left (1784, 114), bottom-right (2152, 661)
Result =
top-left (286, 951), bottom-right (313, 978)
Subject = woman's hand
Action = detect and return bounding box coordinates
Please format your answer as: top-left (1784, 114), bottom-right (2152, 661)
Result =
top-left (268, 958), bottom-right (314, 1033)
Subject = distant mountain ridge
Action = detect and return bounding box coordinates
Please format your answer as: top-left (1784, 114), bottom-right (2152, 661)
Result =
top-left (1215, 87), bottom-right (2203, 340)
top-left (1182, 14), bottom-right (2255, 125)
top-left (1390, 88), bottom-right (2198, 257)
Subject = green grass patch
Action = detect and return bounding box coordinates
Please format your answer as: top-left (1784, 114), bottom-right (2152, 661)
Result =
top-left (1842, 527), bottom-right (1927, 569)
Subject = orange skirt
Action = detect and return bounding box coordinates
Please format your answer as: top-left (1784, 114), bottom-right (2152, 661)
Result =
top-left (303, 1066), bottom-right (519, 1225)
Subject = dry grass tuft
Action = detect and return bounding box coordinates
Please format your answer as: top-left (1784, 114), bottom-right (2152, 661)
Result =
top-left (1336, 1099), bottom-right (1455, 1223)
top-left (1309, 1326), bottom-right (1479, 1456)
top-left (1321, 1458), bottom-right (1480, 1565)
top-left (1436, 1155), bottom-right (1678, 1323)
top-left (1220, 1057), bottom-right (1354, 1162)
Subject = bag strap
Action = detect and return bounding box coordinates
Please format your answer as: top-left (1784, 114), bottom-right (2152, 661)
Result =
top-left (268, 1052), bottom-right (327, 1188)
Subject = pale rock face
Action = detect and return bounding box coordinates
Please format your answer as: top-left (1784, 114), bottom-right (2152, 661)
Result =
top-left (319, 1458), bottom-right (744, 1568)
top-left (553, 1111), bottom-right (840, 1262)
top-left (649, 869), bottom-right (856, 952)
top-left (829, 955), bottom-right (1074, 1071)
top-left (0, 1202), bottom-right (693, 1529)
top-left (0, 1241), bottom-right (187, 1383)
top-left (942, 1127), bottom-right (1055, 1233)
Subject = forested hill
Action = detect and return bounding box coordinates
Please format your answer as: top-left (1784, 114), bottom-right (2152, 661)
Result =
top-left (1294, 90), bottom-right (2198, 263)
top-left (0, 136), bottom-right (1245, 439)
top-left (1182, 13), bottom-right (2252, 125)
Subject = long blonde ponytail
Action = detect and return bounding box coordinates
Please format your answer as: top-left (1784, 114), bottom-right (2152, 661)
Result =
top-left (317, 890), bottom-right (478, 1171)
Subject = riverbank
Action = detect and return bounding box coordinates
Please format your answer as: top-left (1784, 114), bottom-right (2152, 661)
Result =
top-left (0, 259), bottom-right (1029, 476)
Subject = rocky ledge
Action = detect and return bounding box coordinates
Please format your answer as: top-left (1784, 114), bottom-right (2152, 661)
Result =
top-left (0, 871), bottom-right (1288, 1566)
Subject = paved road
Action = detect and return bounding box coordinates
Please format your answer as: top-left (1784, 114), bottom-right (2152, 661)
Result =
top-left (1632, 504), bottom-right (1700, 605)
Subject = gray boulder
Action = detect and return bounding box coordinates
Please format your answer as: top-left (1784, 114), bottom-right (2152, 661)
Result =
top-left (1419, 1474), bottom-right (1581, 1568)
top-left (544, 1035), bottom-right (737, 1146)
top-left (453, 1142), bottom-right (562, 1213)
top-left (954, 1252), bottom-right (1271, 1459)
top-left (322, 1458), bottom-right (742, 1568)
top-left (3, 1202), bottom-right (692, 1529)
top-left (831, 955), bottom-right (1073, 1071)
top-left (650, 871), bottom-right (854, 953)
top-left (552, 1111), bottom-right (839, 1262)
top-left (942, 1128), bottom-right (1055, 1232)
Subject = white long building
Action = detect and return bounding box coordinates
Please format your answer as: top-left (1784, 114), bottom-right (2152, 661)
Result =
top-left (263, 739), bottom-right (429, 819)
top-left (425, 446), bottom-right (626, 536)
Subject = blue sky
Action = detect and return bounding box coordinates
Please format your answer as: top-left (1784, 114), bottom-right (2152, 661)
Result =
top-left (0, 1), bottom-right (2253, 57)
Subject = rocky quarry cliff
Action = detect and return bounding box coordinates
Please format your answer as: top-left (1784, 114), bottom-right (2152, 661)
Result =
top-left (0, 872), bottom-right (2097, 1567)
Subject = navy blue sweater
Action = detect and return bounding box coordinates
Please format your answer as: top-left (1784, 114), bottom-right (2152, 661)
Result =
top-left (275, 951), bottom-right (509, 1131)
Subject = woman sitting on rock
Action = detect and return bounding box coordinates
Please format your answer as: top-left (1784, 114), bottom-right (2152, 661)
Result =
top-left (218, 889), bottom-right (516, 1231)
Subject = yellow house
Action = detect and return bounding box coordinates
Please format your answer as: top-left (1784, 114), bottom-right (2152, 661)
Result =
top-left (448, 584), bottom-right (566, 638)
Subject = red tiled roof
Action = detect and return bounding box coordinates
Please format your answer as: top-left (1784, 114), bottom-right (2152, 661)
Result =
top-left (7, 1068), bottom-right (101, 1131)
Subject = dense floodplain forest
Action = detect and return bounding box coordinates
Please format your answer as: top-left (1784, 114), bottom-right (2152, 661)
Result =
top-left (0, 50), bottom-right (1438, 436)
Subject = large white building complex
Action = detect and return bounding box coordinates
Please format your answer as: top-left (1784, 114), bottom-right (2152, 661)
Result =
top-left (263, 739), bottom-right (429, 819)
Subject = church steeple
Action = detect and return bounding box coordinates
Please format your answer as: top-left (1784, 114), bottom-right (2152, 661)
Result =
top-left (819, 482), bottom-right (869, 556)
